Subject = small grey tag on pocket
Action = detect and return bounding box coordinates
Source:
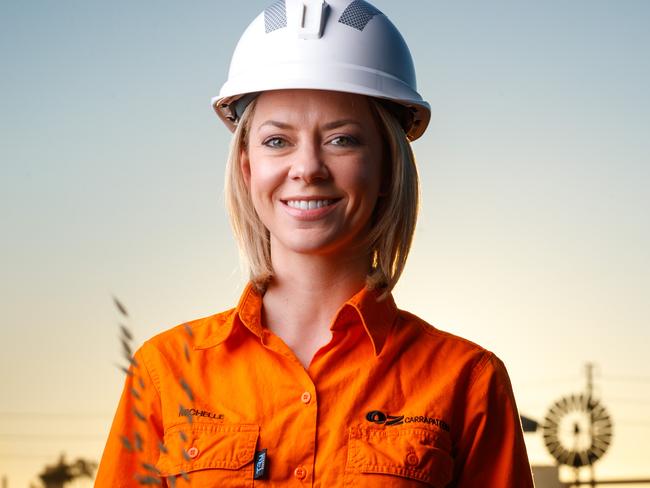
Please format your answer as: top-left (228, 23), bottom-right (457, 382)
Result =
top-left (254, 449), bottom-right (268, 479)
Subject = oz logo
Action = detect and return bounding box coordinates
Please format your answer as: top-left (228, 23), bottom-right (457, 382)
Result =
top-left (366, 410), bottom-right (404, 426)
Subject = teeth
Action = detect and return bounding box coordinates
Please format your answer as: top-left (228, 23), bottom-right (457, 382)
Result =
top-left (286, 199), bottom-right (334, 210)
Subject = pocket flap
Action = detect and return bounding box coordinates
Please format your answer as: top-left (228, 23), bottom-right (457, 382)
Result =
top-left (347, 426), bottom-right (454, 487)
top-left (156, 422), bottom-right (259, 476)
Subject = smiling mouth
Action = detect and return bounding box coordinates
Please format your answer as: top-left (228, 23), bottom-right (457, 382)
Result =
top-left (283, 199), bottom-right (339, 210)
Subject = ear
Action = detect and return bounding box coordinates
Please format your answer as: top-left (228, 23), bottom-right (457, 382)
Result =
top-left (240, 148), bottom-right (251, 188)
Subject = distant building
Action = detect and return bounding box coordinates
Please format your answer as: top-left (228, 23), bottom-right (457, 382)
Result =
top-left (533, 465), bottom-right (568, 488)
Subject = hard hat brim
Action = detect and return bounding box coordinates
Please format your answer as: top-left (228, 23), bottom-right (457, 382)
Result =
top-left (212, 66), bottom-right (430, 141)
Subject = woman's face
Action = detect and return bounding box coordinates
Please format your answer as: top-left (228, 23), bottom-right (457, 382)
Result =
top-left (241, 89), bottom-right (384, 258)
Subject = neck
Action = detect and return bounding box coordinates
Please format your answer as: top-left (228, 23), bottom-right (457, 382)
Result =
top-left (260, 240), bottom-right (371, 367)
top-left (266, 240), bottom-right (370, 307)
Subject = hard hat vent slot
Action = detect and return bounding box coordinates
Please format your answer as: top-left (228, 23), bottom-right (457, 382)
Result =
top-left (265, 0), bottom-right (288, 33)
top-left (338, 0), bottom-right (381, 31)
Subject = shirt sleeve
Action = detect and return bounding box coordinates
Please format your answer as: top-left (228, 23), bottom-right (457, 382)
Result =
top-left (453, 352), bottom-right (535, 487)
top-left (96, 344), bottom-right (167, 487)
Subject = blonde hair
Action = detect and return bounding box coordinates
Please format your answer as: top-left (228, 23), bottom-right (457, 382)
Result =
top-left (224, 96), bottom-right (420, 296)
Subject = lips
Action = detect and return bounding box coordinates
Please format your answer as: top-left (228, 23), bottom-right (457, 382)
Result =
top-left (280, 197), bottom-right (342, 220)
top-left (285, 199), bottom-right (336, 210)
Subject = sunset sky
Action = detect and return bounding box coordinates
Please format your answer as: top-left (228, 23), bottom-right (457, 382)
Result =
top-left (1, 1), bottom-right (649, 486)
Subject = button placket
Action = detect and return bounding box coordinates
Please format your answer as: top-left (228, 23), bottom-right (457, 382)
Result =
top-left (293, 375), bottom-right (316, 485)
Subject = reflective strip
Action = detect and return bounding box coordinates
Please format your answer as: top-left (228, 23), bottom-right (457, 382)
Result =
top-left (265, 0), bottom-right (288, 33)
top-left (338, 0), bottom-right (381, 31)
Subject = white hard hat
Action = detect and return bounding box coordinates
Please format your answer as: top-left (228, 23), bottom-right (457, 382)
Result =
top-left (212, 0), bottom-right (431, 141)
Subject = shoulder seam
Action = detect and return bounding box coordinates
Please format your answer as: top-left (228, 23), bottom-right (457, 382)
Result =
top-left (400, 310), bottom-right (489, 352)
top-left (467, 351), bottom-right (494, 392)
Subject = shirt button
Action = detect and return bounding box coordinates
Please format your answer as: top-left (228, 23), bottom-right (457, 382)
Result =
top-left (405, 451), bottom-right (419, 467)
top-left (294, 465), bottom-right (307, 480)
top-left (300, 391), bottom-right (312, 404)
top-left (187, 446), bottom-right (199, 459)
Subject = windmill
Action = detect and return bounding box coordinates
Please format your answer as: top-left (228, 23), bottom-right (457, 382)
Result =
top-left (523, 363), bottom-right (650, 487)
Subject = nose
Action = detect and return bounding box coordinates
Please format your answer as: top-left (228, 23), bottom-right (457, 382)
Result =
top-left (288, 139), bottom-right (329, 183)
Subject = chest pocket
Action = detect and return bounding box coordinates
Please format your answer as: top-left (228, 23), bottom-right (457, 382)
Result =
top-left (155, 422), bottom-right (259, 487)
top-left (345, 425), bottom-right (454, 487)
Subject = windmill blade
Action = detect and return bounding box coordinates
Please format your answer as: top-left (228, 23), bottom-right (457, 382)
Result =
top-left (520, 415), bottom-right (539, 432)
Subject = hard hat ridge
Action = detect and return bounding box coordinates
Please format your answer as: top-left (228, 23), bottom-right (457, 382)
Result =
top-left (213, 0), bottom-right (431, 140)
top-left (265, 0), bottom-right (381, 36)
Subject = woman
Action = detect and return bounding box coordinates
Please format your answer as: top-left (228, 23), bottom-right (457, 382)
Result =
top-left (97, 1), bottom-right (535, 486)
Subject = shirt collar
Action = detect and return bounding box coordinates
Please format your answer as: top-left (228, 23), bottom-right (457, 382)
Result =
top-left (341, 284), bottom-right (398, 356)
top-left (195, 281), bottom-right (398, 356)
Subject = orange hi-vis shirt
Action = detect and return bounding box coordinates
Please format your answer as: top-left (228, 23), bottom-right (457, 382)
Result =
top-left (97, 283), bottom-right (535, 487)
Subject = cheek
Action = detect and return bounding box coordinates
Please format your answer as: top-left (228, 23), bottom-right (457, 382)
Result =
top-left (344, 156), bottom-right (383, 197)
top-left (248, 157), bottom-right (286, 205)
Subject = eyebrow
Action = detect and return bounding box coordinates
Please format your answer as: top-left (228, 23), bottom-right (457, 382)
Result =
top-left (323, 119), bottom-right (362, 130)
top-left (257, 119), bottom-right (362, 131)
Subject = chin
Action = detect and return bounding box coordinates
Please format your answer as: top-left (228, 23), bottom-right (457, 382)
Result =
top-left (277, 232), bottom-right (363, 257)
top-left (284, 240), bottom-right (338, 255)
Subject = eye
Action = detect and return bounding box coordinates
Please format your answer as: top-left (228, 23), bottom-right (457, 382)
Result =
top-left (329, 135), bottom-right (359, 147)
top-left (263, 137), bottom-right (289, 149)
